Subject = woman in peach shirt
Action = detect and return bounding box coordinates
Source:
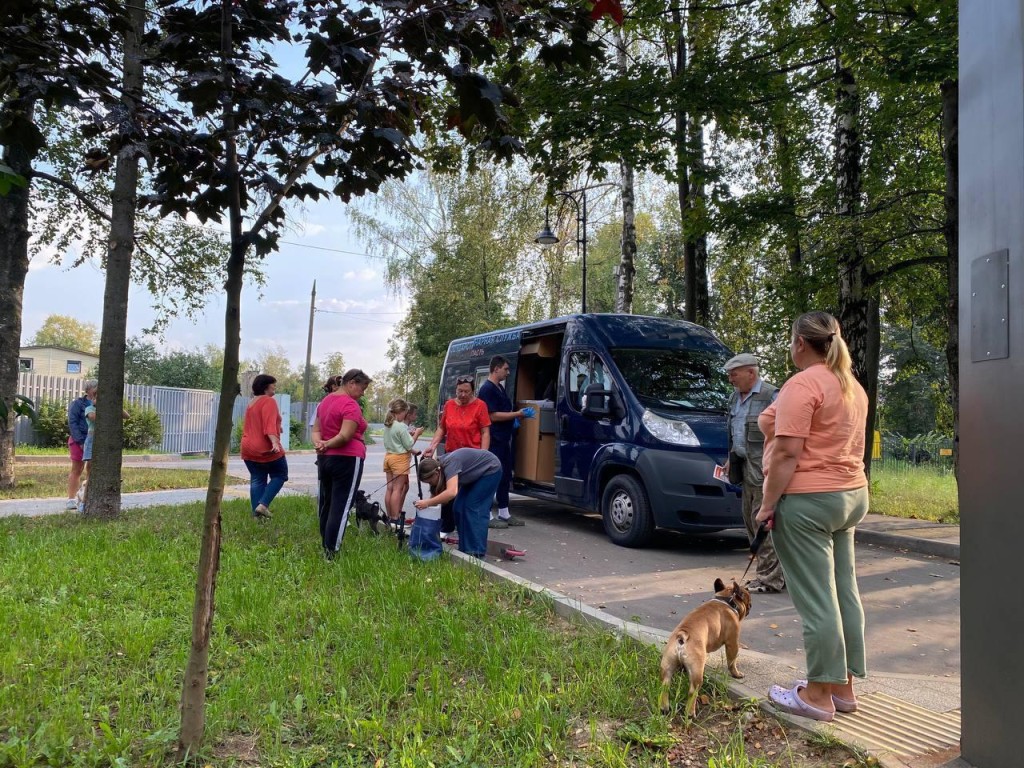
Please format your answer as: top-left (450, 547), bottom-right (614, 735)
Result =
top-left (755, 311), bottom-right (869, 723)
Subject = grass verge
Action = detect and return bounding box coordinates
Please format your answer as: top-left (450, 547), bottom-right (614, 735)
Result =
top-left (0, 466), bottom-right (243, 500)
top-left (869, 464), bottom-right (959, 524)
top-left (15, 446), bottom-right (163, 456)
top-left (0, 497), bottom-right (861, 767)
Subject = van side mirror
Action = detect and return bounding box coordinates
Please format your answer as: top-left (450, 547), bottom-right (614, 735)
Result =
top-left (582, 385), bottom-right (621, 420)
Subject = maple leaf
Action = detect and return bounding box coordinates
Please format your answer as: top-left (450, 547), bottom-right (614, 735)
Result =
top-left (590, 0), bottom-right (624, 26)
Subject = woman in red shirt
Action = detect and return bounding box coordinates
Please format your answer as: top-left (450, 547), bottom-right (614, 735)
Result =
top-left (424, 374), bottom-right (491, 539)
top-left (313, 368), bottom-right (371, 558)
top-left (240, 374), bottom-right (288, 520)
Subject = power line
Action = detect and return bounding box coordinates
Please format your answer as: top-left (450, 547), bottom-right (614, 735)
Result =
top-left (315, 309), bottom-right (404, 315)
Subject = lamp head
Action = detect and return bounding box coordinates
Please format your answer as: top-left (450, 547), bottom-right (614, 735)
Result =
top-left (535, 204), bottom-right (559, 246)
top-left (535, 225), bottom-right (559, 246)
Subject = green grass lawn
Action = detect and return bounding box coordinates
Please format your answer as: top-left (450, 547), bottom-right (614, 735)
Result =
top-left (869, 464), bottom-right (959, 524)
top-left (0, 497), bottom-right (861, 768)
top-left (0, 466), bottom-right (244, 500)
top-left (0, 498), bottom-right (671, 767)
top-left (15, 445), bottom-right (164, 456)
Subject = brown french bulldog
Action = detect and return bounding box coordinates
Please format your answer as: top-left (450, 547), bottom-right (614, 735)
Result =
top-left (658, 578), bottom-right (752, 716)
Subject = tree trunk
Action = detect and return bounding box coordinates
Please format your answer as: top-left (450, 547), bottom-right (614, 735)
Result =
top-left (613, 27), bottom-right (636, 315)
top-left (687, 12), bottom-right (709, 326)
top-left (0, 98), bottom-right (36, 490)
top-left (941, 79), bottom-right (959, 479)
top-left (617, 157), bottom-right (637, 314)
top-left (776, 127), bottom-right (807, 313)
top-left (178, 0), bottom-right (243, 753)
top-left (669, 6), bottom-right (697, 324)
top-left (833, 62), bottom-right (875, 470)
top-left (689, 114), bottom-right (710, 326)
top-left (87, 0), bottom-right (145, 518)
top-left (673, 13), bottom-right (709, 327)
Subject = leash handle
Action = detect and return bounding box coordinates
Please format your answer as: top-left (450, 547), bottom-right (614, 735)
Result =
top-left (413, 454), bottom-right (423, 500)
top-left (750, 522), bottom-right (770, 556)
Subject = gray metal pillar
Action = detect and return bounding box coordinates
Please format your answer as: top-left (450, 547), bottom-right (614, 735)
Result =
top-left (959, 2), bottom-right (1024, 765)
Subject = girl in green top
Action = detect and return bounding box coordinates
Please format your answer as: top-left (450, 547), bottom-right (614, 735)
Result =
top-left (382, 398), bottom-right (423, 526)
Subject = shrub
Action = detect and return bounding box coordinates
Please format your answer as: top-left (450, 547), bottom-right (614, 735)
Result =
top-left (289, 415), bottom-right (304, 447)
top-left (34, 399), bottom-right (71, 447)
top-left (122, 402), bottom-right (163, 450)
top-left (231, 418), bottom-right (244, 453)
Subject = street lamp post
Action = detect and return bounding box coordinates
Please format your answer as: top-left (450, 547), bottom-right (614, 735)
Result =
top-left (534, 183), bottom-right (617, 314)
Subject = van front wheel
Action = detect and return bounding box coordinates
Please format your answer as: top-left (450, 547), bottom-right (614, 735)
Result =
top-left (601, 475), bottom-right (654, 547)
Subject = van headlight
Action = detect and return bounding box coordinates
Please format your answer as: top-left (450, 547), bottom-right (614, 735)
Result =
top-left (642, 409), bottom-right (700, 446)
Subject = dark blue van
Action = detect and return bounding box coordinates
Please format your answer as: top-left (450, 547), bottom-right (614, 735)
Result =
top-left (439, 314), bottom-right (743, 547)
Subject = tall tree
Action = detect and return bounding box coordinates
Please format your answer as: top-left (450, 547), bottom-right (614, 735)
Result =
top-left (0, 0), bottom-right (119, 489)
top-left (87, 0), bottom-right (146, 518)
top-left (28, 314), bottom-right (100, 353)
top-left (147, 0), bottom-right (606, 752)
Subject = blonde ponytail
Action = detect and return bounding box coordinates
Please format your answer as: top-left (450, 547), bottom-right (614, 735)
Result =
top-left (384, 397), bottom-right (410, 427)
top-left (793, 311), bottom-right (856, 400)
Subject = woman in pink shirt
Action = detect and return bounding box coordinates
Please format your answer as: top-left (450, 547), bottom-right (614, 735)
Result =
top-left (755, 311), bottom-right (869, 723)
top-left (313, 368), bottom-right (371, 558)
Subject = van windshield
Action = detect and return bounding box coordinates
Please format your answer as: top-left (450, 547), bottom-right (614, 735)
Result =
top-left (609, 347), bottom-right (732, 412)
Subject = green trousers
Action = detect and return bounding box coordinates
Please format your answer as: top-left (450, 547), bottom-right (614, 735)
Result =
top-left (771, 486), bottom-right (869, 684)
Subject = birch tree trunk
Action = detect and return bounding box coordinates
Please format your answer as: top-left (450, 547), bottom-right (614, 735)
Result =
top-left (87, 0), bottom-right (146, 518)
top-left (614, 28), bottom-right (635, 314)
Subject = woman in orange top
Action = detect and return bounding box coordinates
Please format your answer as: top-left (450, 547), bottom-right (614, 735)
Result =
top-left (240, 374), bottom-right (288, 520)
top-left (755, 311), bottom-right (869, 724)
top-left (423, 374), bottom-right (491, 539)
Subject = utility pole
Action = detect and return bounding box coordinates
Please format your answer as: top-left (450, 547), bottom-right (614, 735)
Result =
top-left (300, 280), bottom-right (316, 439)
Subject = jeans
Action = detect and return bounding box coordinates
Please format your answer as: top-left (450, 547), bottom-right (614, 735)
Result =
top-left (454, 470), bottom-right (502, 558)
top-left (244, 456), bottom-right (289, 513)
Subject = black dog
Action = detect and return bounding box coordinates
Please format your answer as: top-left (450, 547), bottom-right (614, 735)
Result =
top-left (352, 490), bottom-right (388, 534)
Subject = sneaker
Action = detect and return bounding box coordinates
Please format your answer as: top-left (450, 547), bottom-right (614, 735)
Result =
top-left (65, 499), bottom-right (78, 511)
top-left (746, 579), bottom-right (782, 594)
top-left (488, 518), bottom-right (510, 529)
top-left (254, 504), bottom-right (272, 519)
top-left (502, 515), bottom-right (525, 527)
top-left (441, 534), bottom-right (459, 546)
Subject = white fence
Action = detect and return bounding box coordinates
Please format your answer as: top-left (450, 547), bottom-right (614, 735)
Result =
top-left (15, 373), bottom-right (291, 454)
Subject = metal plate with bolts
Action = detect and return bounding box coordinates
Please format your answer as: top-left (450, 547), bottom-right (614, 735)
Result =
top-left (970, 249), bottom-right (1009, 362)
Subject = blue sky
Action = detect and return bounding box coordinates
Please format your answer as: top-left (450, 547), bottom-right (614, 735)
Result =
top-left (22, 196), bottom-right (404, 377)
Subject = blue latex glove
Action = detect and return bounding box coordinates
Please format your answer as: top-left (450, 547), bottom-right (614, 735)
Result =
top-left (513, 418), bottom-right (520, 429)
top-left (522, 407), bottom-right (536, 418)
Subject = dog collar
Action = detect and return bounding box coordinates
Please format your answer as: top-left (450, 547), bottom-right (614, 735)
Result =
top-left (711, 595), bottom-right (741, 615)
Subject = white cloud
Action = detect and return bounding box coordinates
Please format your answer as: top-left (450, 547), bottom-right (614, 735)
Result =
top-left (297, 222), bottom-right (326, 237)
top-left (341, 268), bottom-right (377, 281)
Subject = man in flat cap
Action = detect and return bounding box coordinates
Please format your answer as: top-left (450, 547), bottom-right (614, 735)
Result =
top-left (724, 353), bottom-right (784, 593)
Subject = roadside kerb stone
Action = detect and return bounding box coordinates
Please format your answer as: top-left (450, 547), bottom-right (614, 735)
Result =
top-left (855, 529), bottom-right (959, 561)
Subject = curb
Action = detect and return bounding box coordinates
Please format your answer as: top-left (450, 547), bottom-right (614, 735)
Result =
top-left (855, 529), bottom-right (960, 561)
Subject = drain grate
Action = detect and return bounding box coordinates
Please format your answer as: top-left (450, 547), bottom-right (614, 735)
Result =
top-left (828, 693), bottom-right (960, 759)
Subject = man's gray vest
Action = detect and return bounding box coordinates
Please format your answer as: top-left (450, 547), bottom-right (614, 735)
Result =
top-left (726, 382), bottom-right (777, 484)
